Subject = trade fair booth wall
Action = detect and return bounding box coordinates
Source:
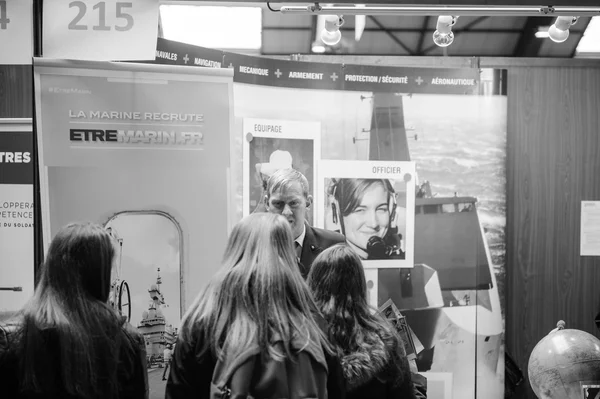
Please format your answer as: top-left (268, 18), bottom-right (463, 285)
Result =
top-left (0, 42), bottom-right (599, 399)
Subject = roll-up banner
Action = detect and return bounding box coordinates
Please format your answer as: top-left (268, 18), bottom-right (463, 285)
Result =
top-left (0, 119), bottom-right (34, 321)
top-left (34, 59), bottom-right (234, 380)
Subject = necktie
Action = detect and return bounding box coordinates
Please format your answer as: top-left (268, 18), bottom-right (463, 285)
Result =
top-left (295, 241), bottom-right (302, 259)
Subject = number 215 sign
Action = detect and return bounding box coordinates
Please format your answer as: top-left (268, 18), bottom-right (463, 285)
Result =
top-left (43, 0), bottom-right (159, 61)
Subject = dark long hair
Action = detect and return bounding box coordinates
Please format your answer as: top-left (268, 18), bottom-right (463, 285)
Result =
top-left (16, 222), bottom-right (127, 399)
top-left (181, 213), bottom-right (331, 361)
top-left (307, 244), bottom-right (405, 373)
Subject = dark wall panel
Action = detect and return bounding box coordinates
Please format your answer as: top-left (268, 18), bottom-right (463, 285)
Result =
top-left (0, 65), bottom-right (32, 118)
top-left (506, 66), bottom-right (600, 398)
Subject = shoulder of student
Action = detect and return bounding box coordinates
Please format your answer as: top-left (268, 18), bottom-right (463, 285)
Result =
top-left (0, 321), bottom-right (19, 352)
top-left (122, 322), bottom-right (147, 353)
top-left (310, 226), bottom-right (346, 246)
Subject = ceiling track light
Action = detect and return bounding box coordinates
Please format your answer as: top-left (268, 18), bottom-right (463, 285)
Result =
top-left (277, 4), bottom-right (600, 16)
top-left (548, 16), bottom-right (579, 43)
top-left (320, 14), bottom-right (344, 46)
top-left (433, 15), bottom-right (457, 48)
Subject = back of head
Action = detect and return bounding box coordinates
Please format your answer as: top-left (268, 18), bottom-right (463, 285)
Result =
top-left (308, 244), bottom-right (369, 323)
top-left (308, 244), bottom-right (398, 355)
top-left (42, 222), bottom-right (115, 304)
top-left (17, 222), bottom-right (125, 399)
top-left (182, 212), bottom-right (329, 360)
top-left (266, 168), bottom-right (310, 199)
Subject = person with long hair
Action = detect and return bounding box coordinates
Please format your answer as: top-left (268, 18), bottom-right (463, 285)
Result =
top-left (0, 222), bottom-right (148, 399)
top-left (308, 244), bottom-right (416, 399)
top-left (165, 212), bottom-right (345, 399)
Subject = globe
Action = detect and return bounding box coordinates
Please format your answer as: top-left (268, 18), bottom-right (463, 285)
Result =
top-left (528, 320), bottom-right (600, 399)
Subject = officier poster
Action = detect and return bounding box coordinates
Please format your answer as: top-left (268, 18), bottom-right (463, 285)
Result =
top-left (317, 160), bottom-right (416, 269)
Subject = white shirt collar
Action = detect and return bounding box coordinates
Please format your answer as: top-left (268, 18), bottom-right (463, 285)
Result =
top-left (295, 224), bottom-right (306, 248)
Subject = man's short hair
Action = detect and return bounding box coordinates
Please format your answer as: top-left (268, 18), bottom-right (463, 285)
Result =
top-left (266, 168), bottom-right (310, 199)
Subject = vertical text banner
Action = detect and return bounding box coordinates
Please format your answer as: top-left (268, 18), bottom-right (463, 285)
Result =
top-left (0, 0), bottom-right (33, 64)
top-left (43, 0), bottom-right (159, 61)
top-left (0, 120), bottom-right (34, 317)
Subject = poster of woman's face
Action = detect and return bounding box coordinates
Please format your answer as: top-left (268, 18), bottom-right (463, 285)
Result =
top-left (318, 161), bottom-right (415, 269)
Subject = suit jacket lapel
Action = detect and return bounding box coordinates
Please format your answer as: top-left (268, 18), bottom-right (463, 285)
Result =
top-left (300, 223), bottom-right (319, 277)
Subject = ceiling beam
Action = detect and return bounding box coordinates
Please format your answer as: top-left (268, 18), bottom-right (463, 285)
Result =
top-left (416, 16), bottom-right (431, 55)
top-left (308, 15), bottom-right (317, 53)
top-left (570, 17), bottom-right (591, 57)
top-left (513, 16), bottom-right (553, 56)
top-left (368, 16), bottom-right (415, 55)
top-left (460, 16), bottom-right (490, 30)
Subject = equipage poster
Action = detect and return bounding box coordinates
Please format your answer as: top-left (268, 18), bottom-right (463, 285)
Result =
top-left (34, 59), bottom-right (234, 385)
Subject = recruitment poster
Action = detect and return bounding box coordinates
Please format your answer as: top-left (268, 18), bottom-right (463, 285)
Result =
top-left (34, 59), bottom-right (234, 379)
top-left (154, 38), bottom-right (507, 399)
top-left (242, 118), bottom-right (320, 220)
top-left (317, 160), bottom-right (416, 269)
top-left (0, 119), bottom-right (34, 320)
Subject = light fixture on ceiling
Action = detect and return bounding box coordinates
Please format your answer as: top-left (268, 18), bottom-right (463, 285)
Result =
top-left (311, 43), bottom-right (327, 53)
top-left (534, 27), bottom-right (550, 38)
top-left (320, 15), bottom-right (344, 46)
top-left (548, 16), bottom-right (578, 43)
top-left (433, 16), bottom-right (457, 47)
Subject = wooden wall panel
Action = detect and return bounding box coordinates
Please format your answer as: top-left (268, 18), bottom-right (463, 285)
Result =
top-left (506, 66), bottom-right (600, 398)
top-left (0, 65), bottom-right (33, 118)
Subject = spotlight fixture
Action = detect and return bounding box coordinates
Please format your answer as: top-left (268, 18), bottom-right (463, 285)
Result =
top-left (433, 15), bottom-right (457, 47)
top-left (320, 15), bottom-right (344, 46)
top-left (548, 16), bottom-right (578, 43)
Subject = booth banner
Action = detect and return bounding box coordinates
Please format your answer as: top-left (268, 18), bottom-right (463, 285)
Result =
top-left (228, 76), bottom-right (506, 399)
top-left (0, 120), bottom-right (34, 319)
top-left (242, 118), bottom-right (320, 221)
top-left (153, 39), bottom-right (507, 399)
top-left (34, 59), bottom-right (234, 372)
top-left (156, 38), bottom-right (481, 95)
top-left (317, 160), bottom-right (416, 269)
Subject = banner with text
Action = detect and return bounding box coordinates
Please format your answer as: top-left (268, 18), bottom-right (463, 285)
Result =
top-left (34, 59), bottom-right (234, 372)
top-left (0, 119), bottom-right (34, 320)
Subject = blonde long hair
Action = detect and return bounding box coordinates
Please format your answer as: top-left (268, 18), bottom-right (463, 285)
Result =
top-left (181, 213), bottom-right (330, 360)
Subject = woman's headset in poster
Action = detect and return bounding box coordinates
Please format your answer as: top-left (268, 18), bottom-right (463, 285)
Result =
top-left (327, 178), bottom-right (405, 260)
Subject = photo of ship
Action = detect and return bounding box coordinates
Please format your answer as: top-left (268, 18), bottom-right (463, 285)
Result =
top-left (366, 89), bottom-right (506, 399)
top-left (138, 268), bottom-right (177, 366)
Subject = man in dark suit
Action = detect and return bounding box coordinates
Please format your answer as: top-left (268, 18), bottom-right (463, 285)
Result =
top-left (264, 168), bottom-right (345, 278)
